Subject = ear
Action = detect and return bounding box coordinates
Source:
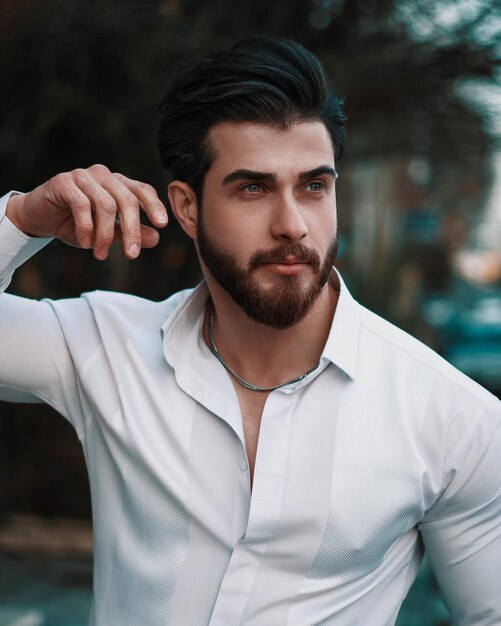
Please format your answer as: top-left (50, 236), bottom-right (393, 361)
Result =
top-left (167, 181), bottom-right (198, 240)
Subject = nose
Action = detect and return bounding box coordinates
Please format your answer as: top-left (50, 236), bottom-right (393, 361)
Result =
top-left (270, 193), bottom-right (308, 242)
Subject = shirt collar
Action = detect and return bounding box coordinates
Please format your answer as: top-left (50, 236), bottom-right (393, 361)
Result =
top-left (161, 268), bottom-right (360, 381)
top-left (161, 281), bottom-right (210, 368)
top-left (321, 269), bottom-right (360, 380)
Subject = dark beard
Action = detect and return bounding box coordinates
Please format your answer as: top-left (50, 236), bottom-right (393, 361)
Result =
top-left (197, 217), bottom-right (338, 330)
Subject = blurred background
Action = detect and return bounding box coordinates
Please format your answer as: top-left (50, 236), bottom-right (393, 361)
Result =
top-left (0, 0), bottom-right (500, 624)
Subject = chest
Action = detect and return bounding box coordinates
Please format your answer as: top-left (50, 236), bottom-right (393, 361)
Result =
top-left (83, 358), bottom-right (430, 625)
top-left (233, 384), bottom-right (270, 489)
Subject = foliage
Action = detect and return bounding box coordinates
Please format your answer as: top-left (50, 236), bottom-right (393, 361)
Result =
top-left (0, 0), bottom-right (497, 300)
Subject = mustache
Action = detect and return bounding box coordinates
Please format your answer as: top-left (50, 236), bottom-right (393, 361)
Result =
top-left (249, 243), bottom-right (321, 270)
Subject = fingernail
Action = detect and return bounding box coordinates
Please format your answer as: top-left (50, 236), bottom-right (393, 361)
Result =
top-left (95, 248), bottom-right (108, 261)
top-left (129, 243), bottom-right (140, 258)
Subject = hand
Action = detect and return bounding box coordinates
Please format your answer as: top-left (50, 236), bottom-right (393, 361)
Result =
top-left (5, 164), bottom-right (168, 260)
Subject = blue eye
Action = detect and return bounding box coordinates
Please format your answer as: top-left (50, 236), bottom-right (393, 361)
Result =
top-left (242, 183), bottom-right (263, 193)
top-left (305, 181), bottom-right (324, 192)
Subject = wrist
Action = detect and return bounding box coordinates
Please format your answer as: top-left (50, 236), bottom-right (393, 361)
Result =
top-left (5, 194), bottom-right (36, 237)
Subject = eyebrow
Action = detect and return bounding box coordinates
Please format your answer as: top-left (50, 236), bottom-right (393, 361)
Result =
top-left (221, 165), bottom-right (337, 186)
top-left (222, 169), bottom-right (276, 186)
top-left (299, 165), bottom-right (338, 181)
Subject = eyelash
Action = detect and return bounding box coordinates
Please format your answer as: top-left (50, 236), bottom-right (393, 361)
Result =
top-left (239, 181), bottom-right (326, 194)
top-left (304, 181), bottom-right (325, 192)
top-left (241, 183), bottom-right (263, 193)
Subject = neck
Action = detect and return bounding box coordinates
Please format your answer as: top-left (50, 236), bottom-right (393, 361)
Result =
top-left (203, 277), bottom-right (338, 390)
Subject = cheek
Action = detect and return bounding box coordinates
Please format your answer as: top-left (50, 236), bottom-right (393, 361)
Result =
top-left (214, 211), bottom-right (266, 251)
top-left (213, 221), bottom-right (254, 253)
top-left (309, 215), bottom-right (337, 247)
top-left (202, 215), bottom-right (258, 266)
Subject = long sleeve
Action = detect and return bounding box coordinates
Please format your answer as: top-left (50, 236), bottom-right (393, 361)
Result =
top-left (0, 192), bottom-right (85, 435)
top-left (419, 399), bottom-right (501, 625)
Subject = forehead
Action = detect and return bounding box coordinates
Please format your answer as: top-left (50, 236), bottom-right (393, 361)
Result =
top-left (206, 120), bottom-right (335, 179)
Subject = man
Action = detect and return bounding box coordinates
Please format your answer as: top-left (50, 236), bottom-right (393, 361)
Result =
top-left (0, 38), bottom-right (500, 625)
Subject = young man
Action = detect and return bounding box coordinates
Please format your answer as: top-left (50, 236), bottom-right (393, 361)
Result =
top-left (1, 38), bottom-right (500, 625)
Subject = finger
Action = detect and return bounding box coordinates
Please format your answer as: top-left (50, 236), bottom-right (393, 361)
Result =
top-left (139, 224), bottom-right (161, 248)
top-left (113, 173), bottom-right (168, 228)
top-left (72, 170), bottom-right (118, 260)
top-left (111, 223), bottom-right (160, 251)
top-left (97, 173), bottom-right (145, 259)
top-left (54, 177), bottom-right (94, 249)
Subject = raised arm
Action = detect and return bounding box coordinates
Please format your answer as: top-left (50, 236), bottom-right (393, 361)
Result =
top-left (0, 166), bottom-right (168, 432)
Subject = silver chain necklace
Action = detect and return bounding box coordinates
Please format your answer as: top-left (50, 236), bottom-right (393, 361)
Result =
top-left (207, 301), bottom-right (319, 393)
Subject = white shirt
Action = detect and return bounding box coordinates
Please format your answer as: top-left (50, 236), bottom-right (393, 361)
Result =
top-left (1, 192), bottom-right (500, 626)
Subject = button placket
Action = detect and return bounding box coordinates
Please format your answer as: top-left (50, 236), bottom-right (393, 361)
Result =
top-left (209, 391), bottom-right (297, 625)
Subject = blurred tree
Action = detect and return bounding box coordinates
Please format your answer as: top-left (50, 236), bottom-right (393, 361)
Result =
top-left (0, 0), bottom-right (498, 303)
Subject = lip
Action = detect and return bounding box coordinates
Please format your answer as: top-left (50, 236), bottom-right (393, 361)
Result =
top-left (262, 260), bottom-right (309, 275)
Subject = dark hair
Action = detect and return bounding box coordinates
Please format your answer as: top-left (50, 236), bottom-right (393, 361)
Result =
top-left (158, 37), bottom-right (345, 202)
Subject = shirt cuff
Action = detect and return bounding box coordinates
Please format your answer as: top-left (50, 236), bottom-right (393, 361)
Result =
top-left (0, 191), bottom-right (53, 292)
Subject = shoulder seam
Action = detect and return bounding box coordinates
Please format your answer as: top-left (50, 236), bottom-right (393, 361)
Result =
top-left (358, 312), bottom-right (494, 406)
top-left (81, 291), bottom-right (169, 316)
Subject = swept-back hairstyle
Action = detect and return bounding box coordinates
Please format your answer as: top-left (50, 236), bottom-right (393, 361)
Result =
top-left (158, 38), bottom-right (345, 201)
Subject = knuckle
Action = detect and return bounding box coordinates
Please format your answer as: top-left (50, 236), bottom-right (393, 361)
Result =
top-left (126, 227), bottom-right (142, 241)
top-left (99, 231), bottom-right (115, 245)
top-left (52, 171), bottom-right (72, 188)
top-left (100, 198), bottom-right (117, 214)
top-left (123, 191), bottom-right (140, 207)
top-left (77, 220), bottom-right (93, 233)
top-left (51, 172), bottom-right (66, 185)
top-left (138, 181), bottom-right (155, 194)
top-left (89, 163), bottom-right (110, 176)
top-left (72, 168), bottom-right (88, 186)
top-left (73, 197), bottom-right (91, 211)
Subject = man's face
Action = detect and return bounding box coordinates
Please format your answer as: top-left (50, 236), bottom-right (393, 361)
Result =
top-left (197, 120), bottom-right (338, 329)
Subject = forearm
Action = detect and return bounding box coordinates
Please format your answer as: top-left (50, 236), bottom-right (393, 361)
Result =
top-left (0, 191), bottom-right (64, 405)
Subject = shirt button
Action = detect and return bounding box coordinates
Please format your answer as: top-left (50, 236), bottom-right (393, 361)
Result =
top-left (239, 458), bottom-right (248, 471)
